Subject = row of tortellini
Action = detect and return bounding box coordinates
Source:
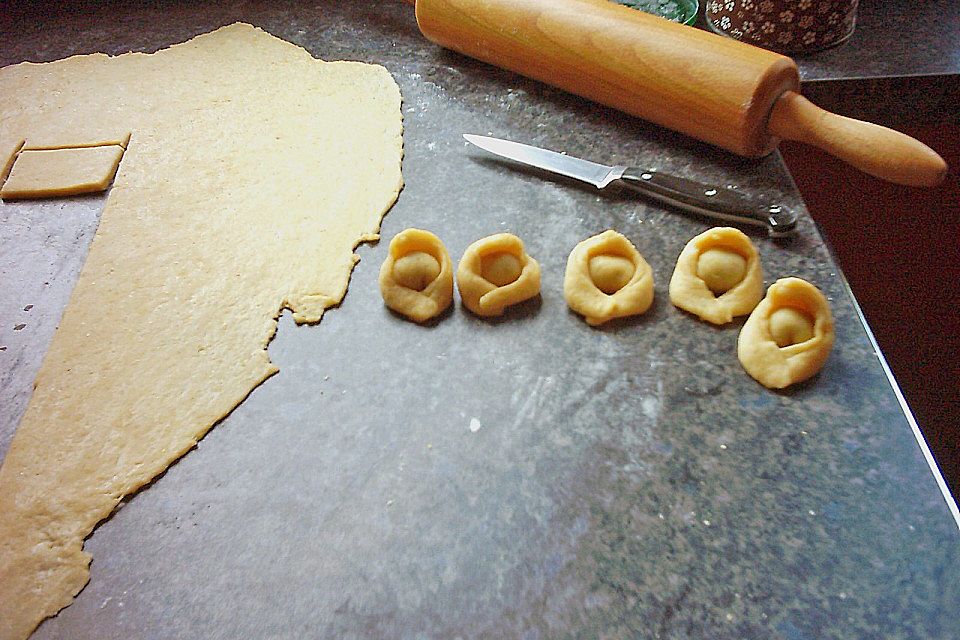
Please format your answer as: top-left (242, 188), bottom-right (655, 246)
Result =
top-left (379, 229), bottom-right (541, 321)
top-left (378, 227), bottom-right (834, 389)
top-left (670, 227), bottom-right (835, 389)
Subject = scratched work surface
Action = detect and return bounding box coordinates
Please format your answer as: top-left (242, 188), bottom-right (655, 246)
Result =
top-left (1, 2), bottom-right (958, 639)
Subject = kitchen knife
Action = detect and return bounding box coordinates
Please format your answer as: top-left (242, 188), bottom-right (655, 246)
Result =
top-left (464, 134), bottom-right (797, 238)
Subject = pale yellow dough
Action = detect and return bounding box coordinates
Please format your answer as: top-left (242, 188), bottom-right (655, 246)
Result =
top-left (395, 252), bottom-right (442, 290)
top-left (669, 227), bottom-right (763, 325)
top-left (564, 230), bottom-right (654, 326)
top-left (738, 277), bottom-right (835, 389)
top-left (0, 24), bottom-right (403, 640)
top-left (589, 254), bottom-right (635, 295)
top-left (1, 145), bottom-right (125, 198)
top-left (457, 233), bottom-right (541, 316)
top-left (379, 228), bottom-right (454, 322)
top-left (480, 252), bottom-right (523, 287)
top-left (697, 248), bottom-right (747, 295)
top-left (768, 306), bottom-right (815, 347)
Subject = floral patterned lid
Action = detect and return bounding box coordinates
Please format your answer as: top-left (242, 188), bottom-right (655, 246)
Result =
top-left (706, 0), bottom-right (858, 54)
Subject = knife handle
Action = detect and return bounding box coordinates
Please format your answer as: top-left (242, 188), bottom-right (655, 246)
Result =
top-left (616, 167), bottom-right (797, 237)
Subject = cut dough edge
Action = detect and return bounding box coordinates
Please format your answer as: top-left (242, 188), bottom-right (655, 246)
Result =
top-left (0, 223), bottom-right (397, 640)
top-left (0, 134), bottom-right (132, 196)
top-left (5, 354), bottom-right (281, 640)
top-left (0, 140), bottom-right (24, 185)
top-left (23, 132), bottom-right (133, 150)
top-left (2, 200), bottom-right (396, 640)
top-left (1, 144), bottom-right (127, 199)
top-left (290, 230), bottom-right (387, 325)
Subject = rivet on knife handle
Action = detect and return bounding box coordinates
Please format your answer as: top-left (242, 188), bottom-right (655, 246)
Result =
top-left (616, 167), bottom-right (797, 237)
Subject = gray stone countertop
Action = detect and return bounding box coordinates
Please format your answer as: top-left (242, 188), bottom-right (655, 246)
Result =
top-left (1, 2), bottom-right (958, 639)
top-left (793, 0), bottom-right (960, 80)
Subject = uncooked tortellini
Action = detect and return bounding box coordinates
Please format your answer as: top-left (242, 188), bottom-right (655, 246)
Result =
top-left (563, 230), bottom-right (654, 326)
top-left (379, 228), bottom-right (454, 322)
top-left (669, 227), bottom-right (763, 325)
top-left (738, 277), bottom-right (835, 388)
top-left (457, 233), bottom-right (541, 316)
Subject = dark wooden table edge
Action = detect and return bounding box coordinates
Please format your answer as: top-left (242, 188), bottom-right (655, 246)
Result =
top-left (799, 73), bottom-right (960, 127)
top-left (774, 67), bottom-right (960, 522)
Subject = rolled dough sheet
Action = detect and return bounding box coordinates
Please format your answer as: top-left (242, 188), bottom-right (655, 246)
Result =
top-left (0, 23), bottom-right (403, 640)
top-left (1, 145), bottom-right (126, 199)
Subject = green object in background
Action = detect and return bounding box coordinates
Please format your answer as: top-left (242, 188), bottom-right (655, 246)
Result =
top-left (615, 0), bottom-right (698, 25)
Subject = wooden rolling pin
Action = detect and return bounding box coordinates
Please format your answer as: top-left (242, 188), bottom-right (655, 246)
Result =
top-left (403, 0), bottom-right (947, 187)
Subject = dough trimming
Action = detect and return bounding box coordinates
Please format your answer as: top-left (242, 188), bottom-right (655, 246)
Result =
top-left (1, 145), bottom-right (126, 199)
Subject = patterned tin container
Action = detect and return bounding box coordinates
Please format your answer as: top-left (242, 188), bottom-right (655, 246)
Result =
top-left (705, 0), bottom-right (859, 54)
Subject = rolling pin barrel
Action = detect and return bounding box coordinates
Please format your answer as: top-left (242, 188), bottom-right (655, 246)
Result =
top-left (411, 0), bottom-right (947, 186)
top-left (415, 0), bottom-right (796, 157)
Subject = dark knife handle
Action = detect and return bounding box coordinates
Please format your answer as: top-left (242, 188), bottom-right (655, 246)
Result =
top-left (616, 167), bottom-right (797, 237)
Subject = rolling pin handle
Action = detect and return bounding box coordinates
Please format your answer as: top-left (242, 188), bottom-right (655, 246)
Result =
top-left (768, 91), bottom-right (948, 187)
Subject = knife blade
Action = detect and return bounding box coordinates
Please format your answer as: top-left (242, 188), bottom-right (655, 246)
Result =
top-left (463, 134), bottom-right (797, 237)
